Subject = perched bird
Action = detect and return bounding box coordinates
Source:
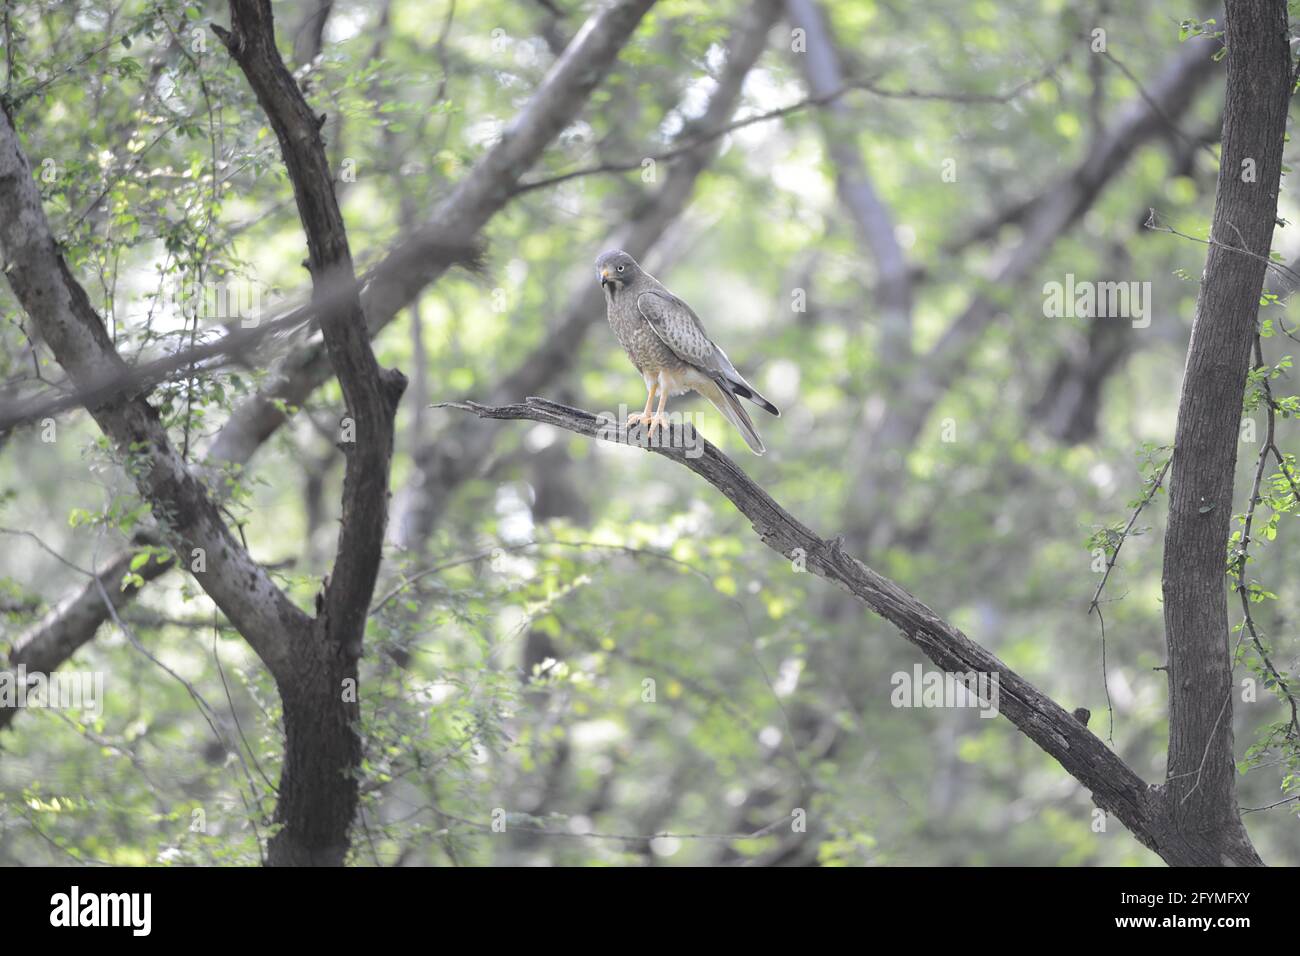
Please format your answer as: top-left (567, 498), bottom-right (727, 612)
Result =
top-left (596, 250), bottom-right (779, 454)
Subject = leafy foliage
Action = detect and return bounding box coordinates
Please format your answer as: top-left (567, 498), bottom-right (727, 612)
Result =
top-left (1, 0), bottom-right (1298, 865)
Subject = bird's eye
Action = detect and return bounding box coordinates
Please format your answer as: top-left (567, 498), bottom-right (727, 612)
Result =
top-left (617, 265), bottom-right (625, 273)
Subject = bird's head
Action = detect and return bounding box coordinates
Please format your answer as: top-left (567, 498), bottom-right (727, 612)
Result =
top-left (596, 249), bottom-right (641, 290)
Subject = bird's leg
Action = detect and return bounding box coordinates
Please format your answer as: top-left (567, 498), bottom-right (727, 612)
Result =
top-left (626, 380), bottom-right (657, 427)
top-left (646, 375), bottom-right (670, 442)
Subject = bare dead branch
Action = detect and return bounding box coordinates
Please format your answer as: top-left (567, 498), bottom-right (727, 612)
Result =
top-left (439, 395), bottom-right (1180, 858)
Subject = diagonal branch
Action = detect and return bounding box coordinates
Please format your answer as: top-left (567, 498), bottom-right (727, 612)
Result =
top-left (441, 395), bottom-right (1174, 858)
top-left (0, 542), bottom-right (172, 731)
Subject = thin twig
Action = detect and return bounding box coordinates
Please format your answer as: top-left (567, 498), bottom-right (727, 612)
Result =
top-left (1087, 451), bottom-right (1173, 743)
top-left (1231, 336), bottom-right (1300, 742)
top-left (511, 65), bottom-right (1059, 196)
top-left (1146, 209), bottom-right (1300, 287)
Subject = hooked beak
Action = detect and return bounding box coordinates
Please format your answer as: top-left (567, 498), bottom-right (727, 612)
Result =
top-left (599, 267), bottom-right (611, 287)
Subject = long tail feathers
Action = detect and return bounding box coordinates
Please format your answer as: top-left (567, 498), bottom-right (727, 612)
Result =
top-left (700, 378), bottom-right (766, 455)
top-left (723, 378), bottom-right (780, 417)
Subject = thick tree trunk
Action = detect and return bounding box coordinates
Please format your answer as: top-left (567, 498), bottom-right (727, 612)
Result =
top-left (216, 0), bottom-right (405, 867)
top-left (1157, 0), bottom-right (1289, 866)
top-left (269, 623), bottom-right (361, 866)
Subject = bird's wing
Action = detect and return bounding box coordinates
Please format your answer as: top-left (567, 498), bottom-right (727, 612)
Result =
top-left (636, 289), bottom-right (735, 377)
top-left (636, 288), bottom-right (781, 418)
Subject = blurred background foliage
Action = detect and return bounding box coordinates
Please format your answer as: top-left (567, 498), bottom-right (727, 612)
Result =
top-left (0, 0), bottom-right (1297, 865)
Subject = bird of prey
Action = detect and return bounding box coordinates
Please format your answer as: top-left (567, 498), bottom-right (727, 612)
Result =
top-left (596, 250), bottom-right (779, 454)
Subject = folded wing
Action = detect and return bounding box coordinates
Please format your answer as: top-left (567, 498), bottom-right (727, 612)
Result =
top-left (636, 290), bottom-right (780, 417)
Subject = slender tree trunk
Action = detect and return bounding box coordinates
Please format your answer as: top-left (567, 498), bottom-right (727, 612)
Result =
top-left (1157, 0), bottom-right (1289, 866)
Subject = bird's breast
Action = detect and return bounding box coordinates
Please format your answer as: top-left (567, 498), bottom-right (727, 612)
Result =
top-left (611, 313), bottom-right (677, 372)
top-left (606, 291), bottom-right (661, 366)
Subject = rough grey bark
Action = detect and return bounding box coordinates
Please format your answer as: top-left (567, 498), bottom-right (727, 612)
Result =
top-left (1157, 0), bottom-right (1288, 867)
top-left (216, 0), bottom-right (403, 657)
